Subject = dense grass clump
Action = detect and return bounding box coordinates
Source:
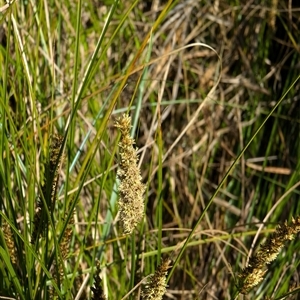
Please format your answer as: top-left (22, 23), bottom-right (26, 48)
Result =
top-left (0, 1), bottom-right (299, 299)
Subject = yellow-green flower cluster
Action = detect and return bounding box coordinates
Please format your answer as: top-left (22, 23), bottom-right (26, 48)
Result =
top-left (3, 220), bottom-right (17, 265)
top-left (238, 216), bottom-right (300, 294)
top-left (142, 258), bottom-right (172, 300)
top-left (115, 114), bottom-right (145, 234)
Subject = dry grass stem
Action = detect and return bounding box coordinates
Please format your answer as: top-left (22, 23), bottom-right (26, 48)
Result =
top-left (237, 216), bottom-right (300, 294)
top-left (115, 114), bottom-right (146, 234)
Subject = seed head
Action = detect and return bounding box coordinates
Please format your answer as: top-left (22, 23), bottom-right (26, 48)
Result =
top-left (115, 114), bottom-right (145, 234)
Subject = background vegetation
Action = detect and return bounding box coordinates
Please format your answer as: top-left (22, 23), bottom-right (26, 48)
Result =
top-left (0, 0), bottom-right (299, 299)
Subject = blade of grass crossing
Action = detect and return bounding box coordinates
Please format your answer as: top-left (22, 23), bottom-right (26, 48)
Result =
top-left (130, 24), bottom-right (153, 136)
top-left (69, 0), bottom-right (82, 153)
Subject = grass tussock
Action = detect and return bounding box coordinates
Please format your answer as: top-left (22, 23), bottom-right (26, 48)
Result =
top-left (0, 0), bottom-right (299, 299)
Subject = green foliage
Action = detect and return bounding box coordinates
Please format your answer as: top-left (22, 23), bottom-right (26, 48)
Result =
top-left (0, 0), bottom-right (299, 299)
